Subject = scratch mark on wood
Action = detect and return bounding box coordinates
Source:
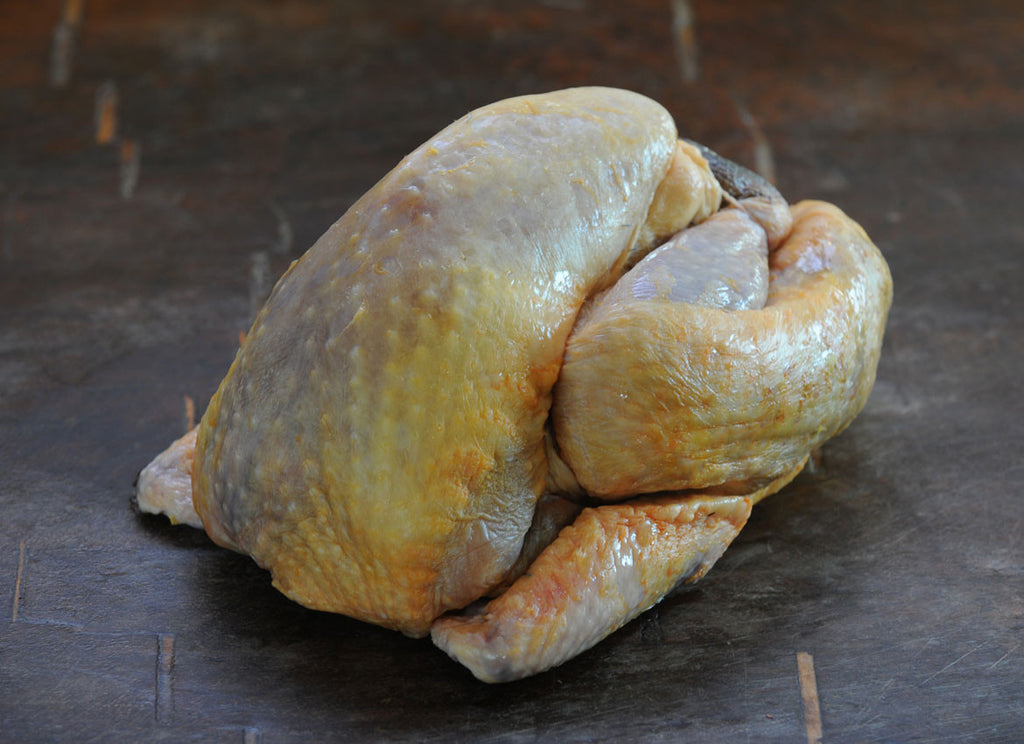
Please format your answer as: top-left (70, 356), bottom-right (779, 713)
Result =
top-left (249, 251), bottom-right (271, 323)
top-left (929, 183), bottom-right (969, 217)
top-left (183, 395), bottom-right (195, 433)
top-left (920, 642), bottom-right (986, 685)
top-left (94, 81), bottom-right (118, 144)
top-left (797, 652), bottom-right (823, 744)
top-left (120, 140), bottom-right (141, 199)
top-left (243, 726), bottom-right (262, 744)
top-left (11, 540), bottom-right (26, 622)
top-left (155, 633), bottom-right (175, 723)
top-left (732, 96), bottom-right (776, 184)
top-left (670, 0), bottom-right (699, 84)
top-left (989, 644), bottom-right (1018, 670)
top-left (875, 674), bottom-right (897, 700)
top-left (49, 0), bottom-right (85, 88)
top-left (271, 202), bottom-right (293, 256)
top-left (855, 674), bottom-right (899, 726)
top-left (15, 615), bottom-right (86, 631)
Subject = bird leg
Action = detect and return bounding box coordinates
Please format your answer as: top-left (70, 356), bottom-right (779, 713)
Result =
top-left (431, 493), bottom-right (750, 683)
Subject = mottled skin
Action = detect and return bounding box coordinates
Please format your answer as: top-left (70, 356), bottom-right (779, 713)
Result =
top-left (136, 87), bottom-right (892, 683)
top-left (191, 88), bottom-right (720, 636)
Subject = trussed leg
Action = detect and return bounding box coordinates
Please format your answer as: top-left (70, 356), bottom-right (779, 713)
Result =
top-left (431, 493), bottom-right (750, 683)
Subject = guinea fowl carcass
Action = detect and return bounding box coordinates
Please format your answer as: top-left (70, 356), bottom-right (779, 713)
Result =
top-left (136, 87), bottom-right (892, 682)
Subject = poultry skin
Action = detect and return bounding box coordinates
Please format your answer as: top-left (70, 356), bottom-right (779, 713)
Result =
top-left (136, 87), bottom-right (892, 682)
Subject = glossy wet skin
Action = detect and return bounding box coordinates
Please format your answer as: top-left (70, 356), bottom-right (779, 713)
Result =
top-left (190, 88), bottom-right (716, 635)
top-left (136, 87), bottom-right (892, 682)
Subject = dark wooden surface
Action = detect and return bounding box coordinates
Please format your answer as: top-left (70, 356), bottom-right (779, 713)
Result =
top-left (2, 1), bottom-right (1022, 741)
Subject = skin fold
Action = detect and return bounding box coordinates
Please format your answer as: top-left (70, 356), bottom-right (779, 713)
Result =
top-left (135, 87), bottom-right (892, 682)
top-left (552, 200), bottom-right (891, 499)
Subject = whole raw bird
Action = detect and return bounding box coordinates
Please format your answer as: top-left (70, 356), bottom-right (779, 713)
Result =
top-left (136, 87), bottom-right (892, 682)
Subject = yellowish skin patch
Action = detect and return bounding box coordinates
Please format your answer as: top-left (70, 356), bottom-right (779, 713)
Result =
top-left (136, 87), bottom-right (891, 682)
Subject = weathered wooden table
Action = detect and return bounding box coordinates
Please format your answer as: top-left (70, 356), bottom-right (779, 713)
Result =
top-left (2, 1), bottom-right (1021, 741)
